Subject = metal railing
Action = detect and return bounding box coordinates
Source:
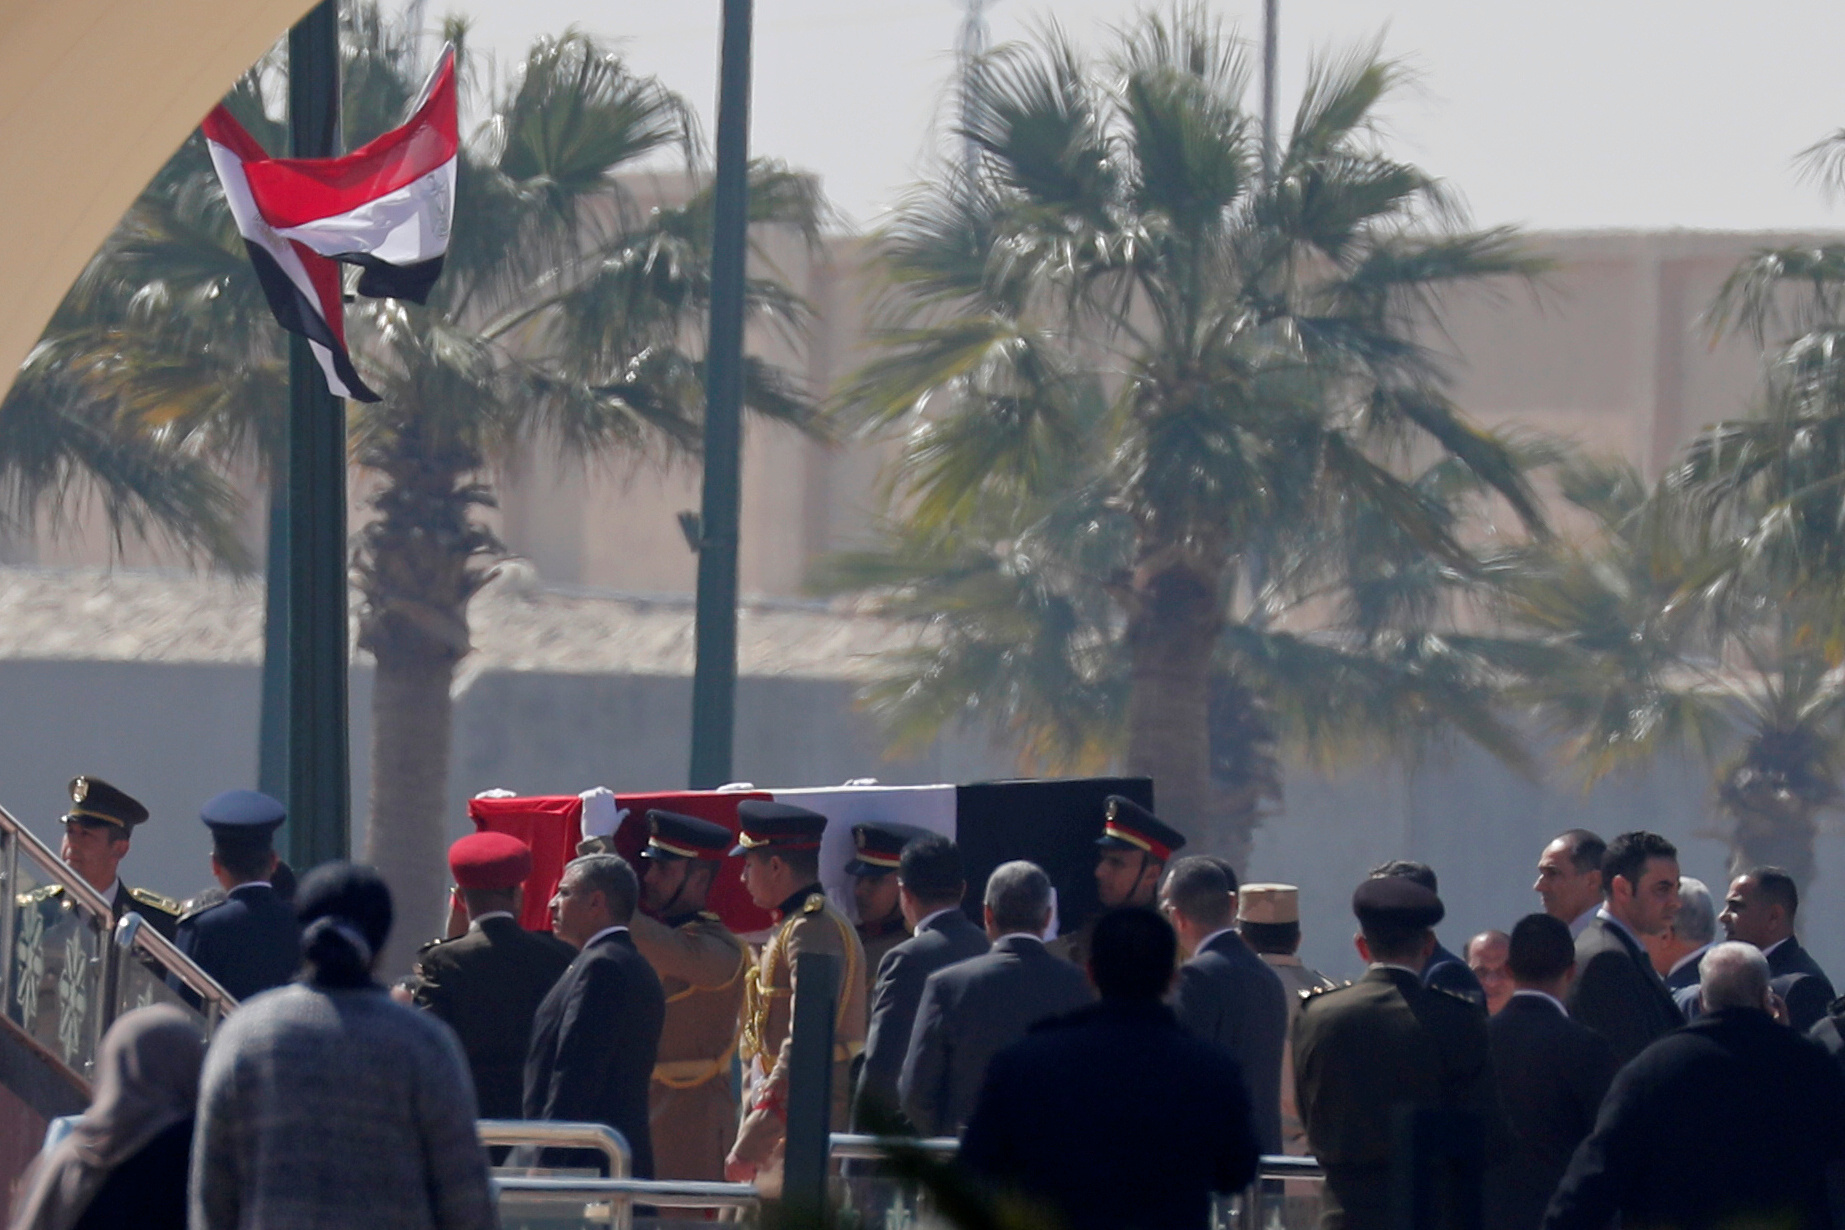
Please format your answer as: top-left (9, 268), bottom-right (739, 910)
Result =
top-left (0, 802), bottom-right (236, 1086)
top-left (481, 1119), bottom-right (761, 1229)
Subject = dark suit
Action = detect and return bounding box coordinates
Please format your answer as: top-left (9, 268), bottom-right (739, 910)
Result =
top-left (173, 882), bottom-right (300, 1002)
top-left (1294, 966), bottom-right (1505, 1230)
top-left (961, 1000), bottom-right (1260, 1230)
top-left (1768, 937), bottom-right (1836, 1033)
top-left (524, 928), bottom-right (666, 1176)
top-left (854, 908), bottom-right (989, 1126)
top-left (899, 933), bottom-right (1094, 1135)
top-left (1484, 994), bottom-right (1617, 1230)
top-left (1544, 1008), bottom-right (1845, 1230)
top-left (1566, 915), bottom-right (1680, 1066)
top-left (1424, 940), bottom-right (1486, 1007)
top-left (1173, 929), bottom-right (1289, 1154)
top-left (1663, 943), bottom-right (1711, 993)
top-left (414, 914), bottom-right (576, 1120)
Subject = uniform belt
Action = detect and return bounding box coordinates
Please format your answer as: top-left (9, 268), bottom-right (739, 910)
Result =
top-left (653, 1058), bottom-right (731, 1086)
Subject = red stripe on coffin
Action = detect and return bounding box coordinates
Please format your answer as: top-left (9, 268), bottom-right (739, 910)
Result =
top-left (468, 790), bottom-right (776, 935)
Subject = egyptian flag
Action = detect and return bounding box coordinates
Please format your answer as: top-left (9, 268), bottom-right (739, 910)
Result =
top-left (201, 48), bottom-right (458, 401)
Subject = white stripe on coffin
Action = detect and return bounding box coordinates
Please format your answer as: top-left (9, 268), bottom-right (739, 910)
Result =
top-left (766, 784), bottom-right (958, 924)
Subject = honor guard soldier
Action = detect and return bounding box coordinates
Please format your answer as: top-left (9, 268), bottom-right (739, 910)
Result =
top-left (726, 801), bottom-right (868, 1192)
top-left (1050, 795), bottom-right (1184, 967)
top-left (847, 822), bottom-right (928, 988)
top-left (174, 790), bottom-right (300, 1000)
top-left (411, 832), bottom-right (574, 1120)
top-left (1293, 877), bottom-right (1503, 1230)
top-left (1238, 883), bottom-right (1336, 1154)
top-left (627, 811), bottom-right (750, 1181)
top-left (46, 776), bottom-right (180, 938)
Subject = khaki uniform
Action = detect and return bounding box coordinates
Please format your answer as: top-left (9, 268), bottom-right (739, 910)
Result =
top-left (857, 916), bottom-right (908, 987)
top-left (732, 889), bottom-right (868, 1194)
top-left (629, 908), bottom-right (749, 1182)
top-left (1260, 951), bottom-right (1340, 1156)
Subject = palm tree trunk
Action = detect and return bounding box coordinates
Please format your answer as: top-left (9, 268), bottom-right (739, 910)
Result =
top-left (1725, 794), bottom-right (1819, 892)
top-left (1124, 563), bottom-right (1224, 838)
top-left (365, 638), bottom-right (457, 975)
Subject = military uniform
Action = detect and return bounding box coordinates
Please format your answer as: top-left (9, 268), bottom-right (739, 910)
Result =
top-left (174, 790), bottom-right (300, 1001)
top-left (1051, 795), bottom-right (1185, 966)
top-left (52, 777), bottom-right (180, 940)
top-left (1241, 883), bottom-right (1338, 1156)
top-left (1292, 879), bottom-right (1502, 1230)
top-left (411, 831), bottom-right (575, 1120)
top-left (628, 811), bottom-right (750, 1182)
top-left (729, 803), bottom-right (868, 1195)
top-left (848, 822), bottom-right (928, 991)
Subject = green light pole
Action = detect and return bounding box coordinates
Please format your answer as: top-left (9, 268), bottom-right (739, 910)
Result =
top-left (270, 0), bottom-right (350, 867)
top-left (689, 0), bottom-right (753, 789)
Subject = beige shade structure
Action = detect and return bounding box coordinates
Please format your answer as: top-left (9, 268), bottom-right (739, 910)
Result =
top-left (0, 0), bottom-right (314, 392)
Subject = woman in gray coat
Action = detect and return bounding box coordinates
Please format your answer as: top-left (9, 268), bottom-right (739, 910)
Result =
top-left (190, 863), bottom-right (497, 1230)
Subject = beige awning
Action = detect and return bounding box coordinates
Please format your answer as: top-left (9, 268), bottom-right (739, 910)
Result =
top-left (0, 0), bottom-right (313, 391)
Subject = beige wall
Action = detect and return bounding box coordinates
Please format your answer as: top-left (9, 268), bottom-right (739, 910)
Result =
top-left (13, 227), bottom-right (1837, 594)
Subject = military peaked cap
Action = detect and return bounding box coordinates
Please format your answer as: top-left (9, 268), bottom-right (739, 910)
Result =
top-left (200, 789), bottom-right (286, 843)
top-left (63, 776), bottom-right (148, 832)
top-left (731, 799), bottom-right (828, 855)
top-left (449, 831), bottom-right (533, 891)
top-left (845, 821), bottom-right (932, 876)
top-left (1352, 876), bottom-right (1445, 930)
top-left (644, 810), bottom-right (732, 861)
top-left (1097, 795), bottom-right (1185, 861)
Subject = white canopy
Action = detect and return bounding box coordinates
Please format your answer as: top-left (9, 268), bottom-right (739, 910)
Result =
top-left (0, 0), bottom-right (313, 388)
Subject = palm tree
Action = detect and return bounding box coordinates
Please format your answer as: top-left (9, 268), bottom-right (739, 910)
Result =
top-left (33, 7), bottom-right (825, 963)
top-left (834, 6), bottom-right (1544, 838)
top-left (1489, 456), bottom-right (1845, 889)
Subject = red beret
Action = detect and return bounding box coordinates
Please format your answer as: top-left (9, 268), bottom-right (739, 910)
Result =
top-left (449, 831), bottom-right (532, 891)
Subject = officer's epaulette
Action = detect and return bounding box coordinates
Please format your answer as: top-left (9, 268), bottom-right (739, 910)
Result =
top-left (129, 887), bottom-right (181, 916)
top-left (178, 897), bottom-right (226, 924)
top-left (417, 935), bottom-right (448, 954)
top-left (1432, 984), bottom-right (1481, 1006)
top-left (1300, 981), bottom-right (1351, 1003)
top-left (17, 883), bottom-right (63, 906)
top-left (801, 894), bottom-right (826, 915)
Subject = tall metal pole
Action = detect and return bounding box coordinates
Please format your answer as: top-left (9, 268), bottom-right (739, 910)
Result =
top-left (688, 0), bottom-right (753, 789)
top-left (257, 470), bottom-right (289, 801)
top-left (1262, 0), bottom-right (1278, 181)
top-left (284, 0), bottom-right (351, 867)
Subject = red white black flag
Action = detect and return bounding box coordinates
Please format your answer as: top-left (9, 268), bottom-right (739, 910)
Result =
top-left (201, 48), bottom-right (459, 402)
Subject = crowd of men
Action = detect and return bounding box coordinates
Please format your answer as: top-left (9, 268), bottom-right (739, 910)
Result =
top-left (30, 774), bottom-right (1845, 1230)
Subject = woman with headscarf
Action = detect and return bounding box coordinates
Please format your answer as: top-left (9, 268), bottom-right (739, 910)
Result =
top-left (190, 863), bottom-right (497, 1230)
top-left (10, 1005), bottom-right (203, 1230)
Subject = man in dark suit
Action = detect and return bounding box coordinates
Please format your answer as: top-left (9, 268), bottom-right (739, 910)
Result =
top-left (1294, 876), bottom-right (1504, 1230)
top-left (1485, 915), bottom-right (1617, 1230)
top-left (1161, 856), bottom-right (1288, 1154)
top-left (1545, 942), bottom-right (1845, 1230)
top-left (961, 907), bottom-right (1259, 1230)
top-left (900, 860), bottom-right (1092, 1135)
top-left (174, 790), bottom-right (301, 1001)
top-left (853, 832), bottom-right (989, 1127)
top-left (1566, 830), bottom-right (1683, 1066)
top-left (1369, 860), bottom-right (1485, 1006)
top-left (525, 852), bottom-right (666, 1176)
top-left (1655, 876), bottom-right (1717, 994)
top-left (413, 831), bottom-right (574, 1120)
top-left (1719, 866), bottom-right (1836, 1032)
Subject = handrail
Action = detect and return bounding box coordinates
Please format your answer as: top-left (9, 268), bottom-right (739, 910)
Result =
top-left (493, 1175), bottom-right (761, 1210)
top-left (828, 1133), bottom-right (960, 1160)
top-left (827, 1133), bottom-right (1324, 1181)
top-left (114, 914), bottom-right (237, 1027)
top-left (477, 1118), bottom-right (632, 1179)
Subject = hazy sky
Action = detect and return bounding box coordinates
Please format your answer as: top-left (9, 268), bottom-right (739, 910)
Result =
top-left (409, 0), bottom-right (1845, 235)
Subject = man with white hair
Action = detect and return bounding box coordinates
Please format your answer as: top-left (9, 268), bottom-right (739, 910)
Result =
top-left (899, 861), bottom-right (1093, 1136)
top-left (1544, 942), bottom-right (1845, 1230)
top-left (1652, 876), bottom-right (1717, 992)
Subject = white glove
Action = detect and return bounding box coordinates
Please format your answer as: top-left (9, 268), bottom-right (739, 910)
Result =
top-left (473, 788), bottom-right (518, 799)
top-left (579, 787), bottom-right (628, 841)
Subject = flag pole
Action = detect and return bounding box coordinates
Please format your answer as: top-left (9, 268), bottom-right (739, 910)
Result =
top-left (281, 0), bottom-right (351, 867)
top-left (689, 0), bottom-right (752, 789)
